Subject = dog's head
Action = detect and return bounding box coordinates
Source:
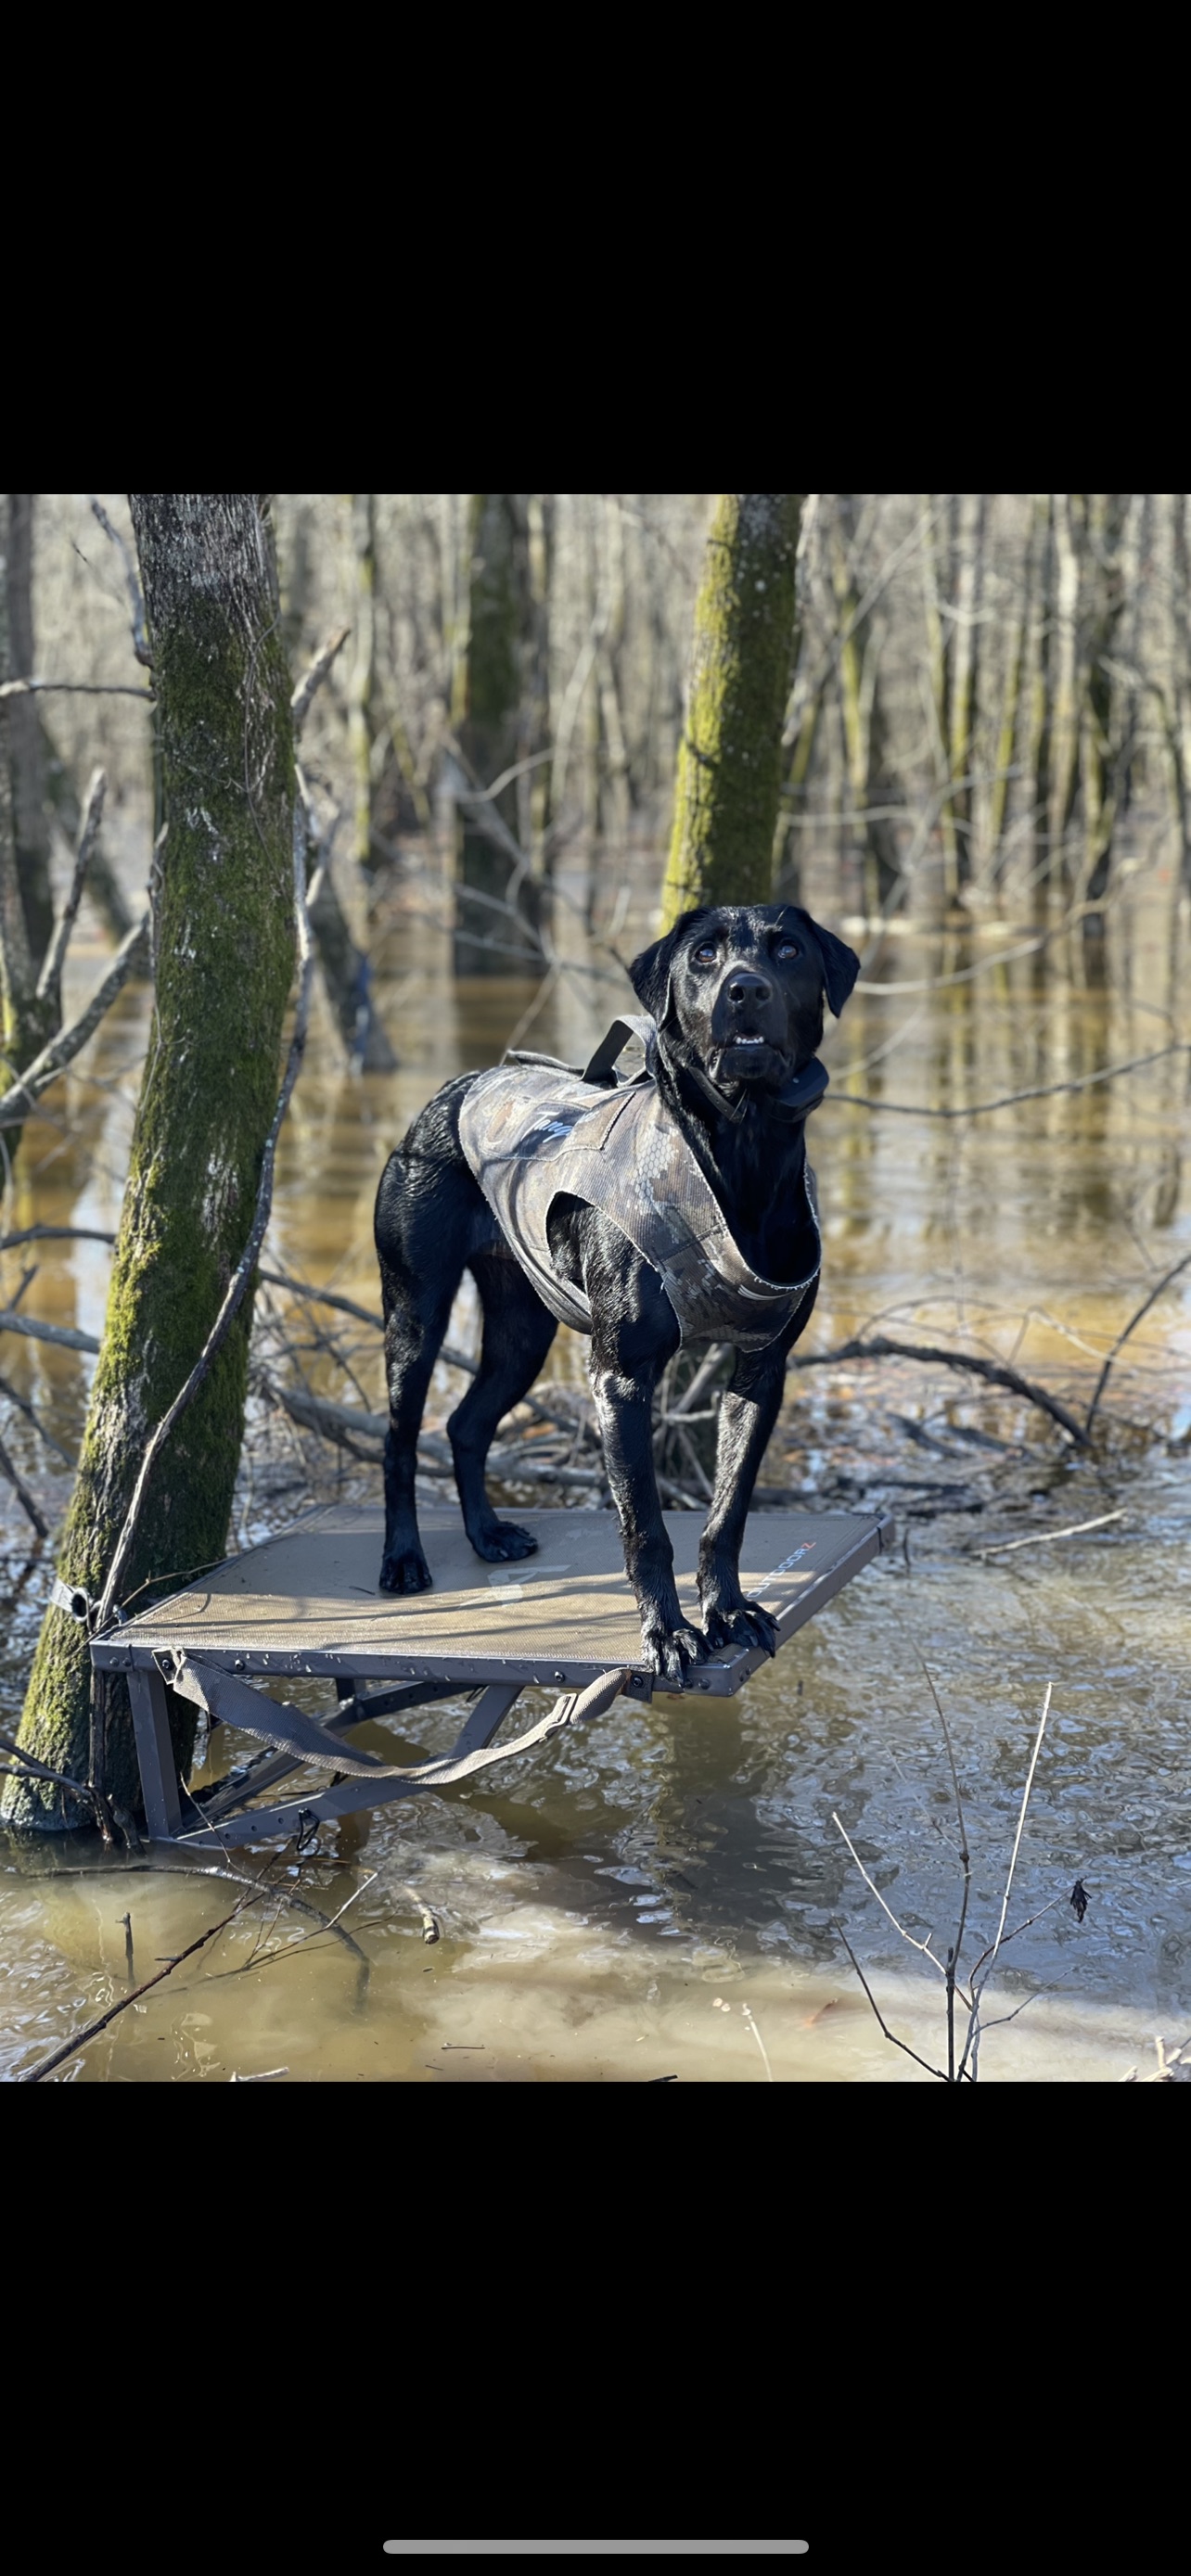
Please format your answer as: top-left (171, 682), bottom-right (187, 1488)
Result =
top-left (628, 904), bottom-right (860, 1100)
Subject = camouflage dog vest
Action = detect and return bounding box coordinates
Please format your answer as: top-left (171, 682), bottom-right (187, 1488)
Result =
top-left (457, 1015), bottom-right (821, 1349)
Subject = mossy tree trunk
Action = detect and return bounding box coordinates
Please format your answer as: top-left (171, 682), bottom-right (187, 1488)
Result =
top-left (3, 494), bottom-right (296, 1830)
top-left (659, 493), bottom-right (803, 926)
top-left (453, 492), bottom-right (549, 976)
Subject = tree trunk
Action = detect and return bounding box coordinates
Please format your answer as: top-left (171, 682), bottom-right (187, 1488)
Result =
top-left (1081, 492), bottom-right (1142, 922)
top-left (946, 491), bottom-right (984, 893)
top-left (660, 493), bottom-right (803, 925)
top-left (0, 504), bottom-right (58, 1160)
top-left (347, 491), bottom-right (377, 873)
top-left (1048, 492), bottom-right (1082, 875)
top-left (1027, 494), bottom-right (1055, 918)
top-left (453, 493), bottom-right (545, 975)
top-left (920, 497), bottom-right (957, 902)
top-left (985, 537), bottom-right (1029, 883)
top-left (2, 494), bottom-right (296, 1830)
top-left (5, 497), bottom-right (55, 970)
top-left (830, 498), bottom-right (902, 917)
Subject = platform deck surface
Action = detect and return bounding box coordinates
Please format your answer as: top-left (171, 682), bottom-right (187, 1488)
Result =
top-left (96, 1504), bottom-right (888, 1696)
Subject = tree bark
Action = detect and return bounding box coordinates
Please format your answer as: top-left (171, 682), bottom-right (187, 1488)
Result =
top-left (660, 493), bottom-right (803, 925)
top-left (5, 497), bottom-right (55, 970)
top-left (3, 494), bottom-right (296, 1829)
top-left (0, 503), bottom-right (58, 1162)
top-left (453, 492), bottom-right (547, 975)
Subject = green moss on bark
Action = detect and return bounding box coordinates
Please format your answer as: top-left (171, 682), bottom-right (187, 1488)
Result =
top-left (660, 494), bottom-right (803, 926)
top-left (4, 496), bottom-right (296, 1829)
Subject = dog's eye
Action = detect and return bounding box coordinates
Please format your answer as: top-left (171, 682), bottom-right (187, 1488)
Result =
top-left (692, 941), bottom-right (718, 964)
top-left (775, 938), bottom-right (800, 960)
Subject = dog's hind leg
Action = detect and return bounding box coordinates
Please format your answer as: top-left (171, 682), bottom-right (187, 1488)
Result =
top-left (448, 1253), bottom-right (557, 1561)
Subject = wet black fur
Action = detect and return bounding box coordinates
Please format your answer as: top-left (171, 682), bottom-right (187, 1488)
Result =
top-left (373, 904), bottom-right (859, 1683)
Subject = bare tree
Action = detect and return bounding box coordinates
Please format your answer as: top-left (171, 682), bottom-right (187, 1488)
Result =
top-left (4, 495), bottom-right (298, 1830)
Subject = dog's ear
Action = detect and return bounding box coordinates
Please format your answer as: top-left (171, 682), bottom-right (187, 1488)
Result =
top-left (786, 909), bottom-right (861, 1017)
top-left (628, 911), bottom-right (710, 1029)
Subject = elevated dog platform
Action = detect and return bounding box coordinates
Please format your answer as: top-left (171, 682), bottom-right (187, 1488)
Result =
top-left (91, 1503), bottom-right (891, 1853)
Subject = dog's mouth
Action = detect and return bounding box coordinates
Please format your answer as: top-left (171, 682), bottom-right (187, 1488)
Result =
top-left (717, 1033), bottom-right (783, 1073)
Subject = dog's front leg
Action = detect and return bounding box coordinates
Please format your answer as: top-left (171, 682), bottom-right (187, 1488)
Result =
top-left (697, 1340), bottom-right (792, 1657)
top-left (591, 1344), bottom-right (708, 1688)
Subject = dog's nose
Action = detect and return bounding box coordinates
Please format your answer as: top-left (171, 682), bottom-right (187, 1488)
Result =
top-left (726, 970), bottom-right (772, 1005)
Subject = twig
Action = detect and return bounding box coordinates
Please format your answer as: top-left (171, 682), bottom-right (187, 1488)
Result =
top-left (95, 822), bottom-right (314, 1631)
top-left (977, 1509), bottom-right (1124, 1558)
top-left (0, 1726), bottom-right (95, 1809)
top-left (830, 1041), bottom-right (1188, 1118)
top-left (959, 1684), bottom-right (1053, 2081)
top-left (400, 1883), bottom-right (440, 1945)
top-left (0, 1371), bottom-right (74, 1464)
top-left (36, 769), bottom-right (106, 1019)
top-left (1084, 1251), bottom-right (1191, 1440)
top-left (89, 497), bottom-right (151, 665)
top-left (831, 1811), bottom-right (946, 1980)
top-left (290, 625), bottom-right (350, 735)
top-left (915, 1654), bottom-right (971, 2082)
top-left (831, 1919), bottom-right (948, 2080)
top-left (19, 1843), bottom-right (301, 2082)
top-left (0, 914), bottom-right (151, 1129)
top-left (0, 679), bottom-right (153, 702)
top-left (0, 1224), bottom-right (115, 1253)
top-left (740, 2002), bottom-right (775, 2082)
top-left (0, 1432), bottom-right (49, 1536)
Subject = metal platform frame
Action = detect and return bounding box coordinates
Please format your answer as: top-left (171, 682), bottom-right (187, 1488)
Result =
top-left (90, 1510), bottom-right (892, 1855)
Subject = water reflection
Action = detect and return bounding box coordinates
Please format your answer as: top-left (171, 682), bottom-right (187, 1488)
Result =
top-left (3, 859), bottom-right (1190, 2079)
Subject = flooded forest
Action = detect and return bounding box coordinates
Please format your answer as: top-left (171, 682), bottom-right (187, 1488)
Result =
top-left (2, 491), bottom-right (1190, 2084)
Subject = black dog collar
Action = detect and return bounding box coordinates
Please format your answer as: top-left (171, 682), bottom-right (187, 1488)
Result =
top-left (680, 1050), bottom-right (830, 1127)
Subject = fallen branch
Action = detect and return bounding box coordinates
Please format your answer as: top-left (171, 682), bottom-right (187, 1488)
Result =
top-left (256, 1374), bottom-right (603, 1487)
top-left (976, 1509), bottom-right (1124, 1558)
top-left (1083, 1249), bottom-right (1191, 1440)
top-left (0, 913), bottom-right (150, 1128)
top-left (256, 1269), bottom-right (596, 1443)
top-left (19, 1842), bottom-right (301, 2083)
top-left (790, 1333), bottom-right (1086, 1446)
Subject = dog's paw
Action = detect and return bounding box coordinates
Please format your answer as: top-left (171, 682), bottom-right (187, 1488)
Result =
top-left (639, 1613), bottom-right (709, 1688)
top-left (378, 1547), bottom-right (433, 1595)
top-left (701, 1597), bottom-right (780, 1659)
top-left (469, 1521), bottom-right (539, 1563)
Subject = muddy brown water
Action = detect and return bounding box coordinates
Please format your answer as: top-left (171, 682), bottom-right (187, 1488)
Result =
top-left (3, 855), bottom-right (1190, 2081)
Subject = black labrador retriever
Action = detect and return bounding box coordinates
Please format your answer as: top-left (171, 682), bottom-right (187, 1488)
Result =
top-left (374, 903), bottom-right (859, 1681)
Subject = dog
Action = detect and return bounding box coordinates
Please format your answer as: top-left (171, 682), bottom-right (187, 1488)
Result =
top-left (373, 903), bottom-right (859, 1682)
